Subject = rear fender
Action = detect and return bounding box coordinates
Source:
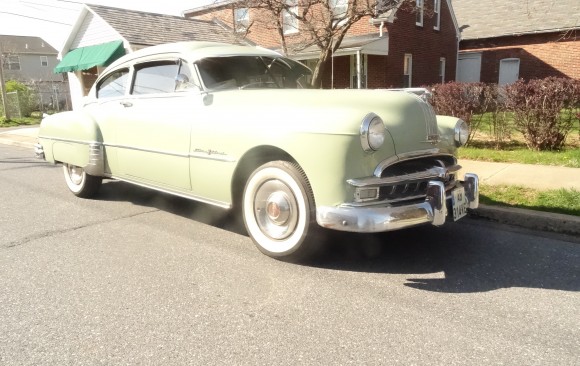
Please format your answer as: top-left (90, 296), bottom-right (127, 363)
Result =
top-left (38, 112), bottom-right (105, 175)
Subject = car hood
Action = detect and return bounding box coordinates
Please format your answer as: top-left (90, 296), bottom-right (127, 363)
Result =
top-left (205, 88), bottom-right (441, 155)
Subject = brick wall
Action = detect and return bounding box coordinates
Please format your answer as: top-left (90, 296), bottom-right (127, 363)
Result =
top-left (461, 32), bottom-right (580, 82)
top-left (384, 0), bottom-right (458, 87)
top-left (187, 0), bottom-right (459, 88)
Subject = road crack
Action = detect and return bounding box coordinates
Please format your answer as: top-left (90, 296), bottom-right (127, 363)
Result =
top-left (3, 209), bottom-right (160, 248)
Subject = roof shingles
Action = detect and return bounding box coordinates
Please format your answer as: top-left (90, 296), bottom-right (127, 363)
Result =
top-left (87, 4), bottom-right (239, 46)
top-left (453, 0), bottom-right (580, 40)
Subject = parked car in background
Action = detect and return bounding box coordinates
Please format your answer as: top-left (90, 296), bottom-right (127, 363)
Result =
top-left (36, 41), bottom-right (479, 261)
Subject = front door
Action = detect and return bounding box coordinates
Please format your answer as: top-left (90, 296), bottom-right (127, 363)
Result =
top-left (115, 60), bottom-right (195, 191)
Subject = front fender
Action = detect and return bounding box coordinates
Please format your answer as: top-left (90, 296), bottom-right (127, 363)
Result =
top-left (38, 111), bottom-right (104, 175)
top-left (436, 115), bottom-right (463, 154)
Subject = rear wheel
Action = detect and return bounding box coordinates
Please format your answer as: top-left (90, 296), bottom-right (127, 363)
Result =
top-left (63, 163), bottom-right (102, 198)
top-left (242, 161), bottom-right (321, 261)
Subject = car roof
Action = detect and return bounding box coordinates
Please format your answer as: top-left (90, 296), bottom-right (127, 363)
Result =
top-left (106, 41), bottom-right (282, 70)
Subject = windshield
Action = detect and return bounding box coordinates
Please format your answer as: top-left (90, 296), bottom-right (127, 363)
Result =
top-left (196, 56), bottom-right (312, 91)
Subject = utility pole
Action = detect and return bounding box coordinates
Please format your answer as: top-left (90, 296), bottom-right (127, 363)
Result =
top-left (0, 43), bottom-right (11, 120)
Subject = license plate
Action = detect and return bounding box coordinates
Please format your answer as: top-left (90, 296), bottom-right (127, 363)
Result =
top-left (452, 187), bottom-right (468, 221)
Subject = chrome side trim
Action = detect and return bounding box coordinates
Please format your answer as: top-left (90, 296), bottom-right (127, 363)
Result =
top-left (349, 164), bottom-right (461, 188)
top-left (38, 136), bottom-right (236, 163)
top-left (38, 135), bottom-right (95, 145)
top-left (105, 143), bottom-right (189, 158)
top-left (190, 149), bottom-right (237, 162)
top-left (84, 142), bottom-right (105, 176)
top-left (111, 175), bottom-right (232, 209)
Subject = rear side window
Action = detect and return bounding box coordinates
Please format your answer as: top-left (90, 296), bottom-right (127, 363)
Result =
top-left (132, 61), bottom-right (181, 95)
top-left (97, 69), bottom-right (129, 99)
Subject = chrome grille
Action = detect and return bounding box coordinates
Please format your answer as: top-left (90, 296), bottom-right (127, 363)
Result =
top-left (379, 155), bottom-right (458, 203)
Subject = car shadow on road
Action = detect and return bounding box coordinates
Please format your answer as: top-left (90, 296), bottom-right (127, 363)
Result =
top-left (310, 221), bottom-right (580, 293)
top-left (97, 180), bottom-right (579, 294)
top-left (97, 180), bottom-right (246, 235)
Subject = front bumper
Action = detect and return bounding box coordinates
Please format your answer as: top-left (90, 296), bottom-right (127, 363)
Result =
top-left (316, 173), bottom-right (479, 233)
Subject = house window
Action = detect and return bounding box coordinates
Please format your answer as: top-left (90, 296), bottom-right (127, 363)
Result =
top-left (416, 0), bottom-right (424, 26)
top-left (499, 58), bottom-right (520, 85)
top-left (40, 56), bottom-right (48, 67)
top-left (234, 8), bottom-right (249, 32)
top-left (330, 0), bottom-right (348, 19)
top-left (433, 0), bottom-right (440, 30)
top-left (439, 57), bottom-right (446, 83)
top-left (403, 54), bottom-right (412, 87)
top-left (3, 55), bottom-right (21, 70)
top-left (283, 0), bottom-right (298, 34)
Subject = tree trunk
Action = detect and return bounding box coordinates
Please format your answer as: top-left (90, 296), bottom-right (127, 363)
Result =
top-left (310, 46), bottom-right (334, 89)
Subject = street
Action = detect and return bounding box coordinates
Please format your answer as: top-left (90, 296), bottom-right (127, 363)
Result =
top-left (1, 143), bottom-right (579, 365)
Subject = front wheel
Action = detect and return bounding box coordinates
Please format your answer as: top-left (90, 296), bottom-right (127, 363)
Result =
top-left (242, 161), bottom-right (322, 261)
top-left (62, 163), bottom-right (102, 198)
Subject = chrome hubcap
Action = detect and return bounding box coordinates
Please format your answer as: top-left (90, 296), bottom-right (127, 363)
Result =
top-left (254, 180), bottom-right (298, 240)
top-left (68, 165), bottom-right (84, 185)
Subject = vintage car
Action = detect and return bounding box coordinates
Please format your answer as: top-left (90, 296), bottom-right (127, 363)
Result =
top-left (36, 41), bottom-right (479, 261)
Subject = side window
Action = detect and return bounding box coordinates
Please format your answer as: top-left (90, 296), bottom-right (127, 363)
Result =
top-left (403, 54), bottom-right (413, 88)
top-left (132, 61), bottom-right (180, 95)
top-left (97, 69), bottom-right (129, 99)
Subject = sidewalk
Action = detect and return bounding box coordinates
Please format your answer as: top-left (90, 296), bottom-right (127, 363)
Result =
top-left (2, 126), bottom-right (579, 236)
top-left (0, 126), bottom-right (39, 149)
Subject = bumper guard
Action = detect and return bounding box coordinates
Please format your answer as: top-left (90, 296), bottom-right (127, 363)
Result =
top-left (316, 174), bottom-right (479, 233)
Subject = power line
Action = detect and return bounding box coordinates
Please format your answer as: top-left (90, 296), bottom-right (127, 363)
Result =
top-left (20, 0), bottom-right (80, 11)
top-left (0, 11), bottom-right (73, 26)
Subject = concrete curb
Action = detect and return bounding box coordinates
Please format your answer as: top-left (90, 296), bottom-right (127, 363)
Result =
top-left (469, 205), bottom-right (580, 237)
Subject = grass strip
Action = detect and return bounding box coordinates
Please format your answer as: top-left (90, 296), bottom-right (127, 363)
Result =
top-left (0, 117), bottom-right (41, 128)
top-left (479, 184), bottom-right (580, 216)
top-left (459, 147), bottom-right (580, 168)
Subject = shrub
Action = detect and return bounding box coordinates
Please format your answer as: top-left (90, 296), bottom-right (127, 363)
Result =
top-left (430, 82), bottom-right (502, 145)
top-left (0, 80), bottom-right (38, 117)
top-left (504, 77), bottom-right (580, 151)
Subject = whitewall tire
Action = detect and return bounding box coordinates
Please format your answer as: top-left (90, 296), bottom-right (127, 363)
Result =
top-left (242, 161), bottom-right (320, 261)
top-left (63, 163), bottom-right (102, 198)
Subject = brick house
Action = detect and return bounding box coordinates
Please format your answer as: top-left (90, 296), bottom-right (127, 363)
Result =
top-left (0, 35), bottom-right (69, 112)
top-left (57, 4), bottom-right (241, 109)
top-left (184, 0), bottom-right (461, 89)
top-left (454, 0), bottom-right (580, 84)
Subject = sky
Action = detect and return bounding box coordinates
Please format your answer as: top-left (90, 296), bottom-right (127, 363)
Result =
top-left (0, 0), bottom-right (212, 51)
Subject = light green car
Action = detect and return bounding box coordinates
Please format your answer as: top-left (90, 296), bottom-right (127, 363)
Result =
top-left (36, 41), bottom-right (479, 261)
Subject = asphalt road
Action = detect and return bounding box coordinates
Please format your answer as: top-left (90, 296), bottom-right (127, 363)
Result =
top-left (1, 144), bottom-right (579, 366)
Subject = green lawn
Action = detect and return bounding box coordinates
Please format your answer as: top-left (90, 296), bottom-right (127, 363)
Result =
top-left (0, 116), bottom-right (41, 128)
top-left (459, 146), bottom-right (580, 168)
top-left (479, 185), bottom-right (580, 216)
top-left (466, 116), bottom-right (580, 216)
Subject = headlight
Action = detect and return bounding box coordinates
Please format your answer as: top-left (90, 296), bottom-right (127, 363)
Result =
top-left (360, 113), bottom-right (386, 152)
top-left (454, 119), bottom-right (469, 146)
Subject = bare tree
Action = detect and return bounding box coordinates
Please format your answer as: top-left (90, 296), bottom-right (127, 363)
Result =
top-left (233, 0), bottom-right (414, 88)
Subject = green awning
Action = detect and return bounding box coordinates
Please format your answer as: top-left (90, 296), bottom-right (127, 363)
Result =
top-left (54, 40), bottom-right (125, 73)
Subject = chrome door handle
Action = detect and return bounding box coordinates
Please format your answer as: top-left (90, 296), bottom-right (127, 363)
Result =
top-left (120, 101), bottom-right (133, 107)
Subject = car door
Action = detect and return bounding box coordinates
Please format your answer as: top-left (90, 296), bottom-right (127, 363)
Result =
top-left (114, 59), bottom-right (195, 191)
